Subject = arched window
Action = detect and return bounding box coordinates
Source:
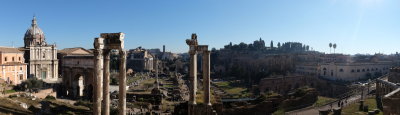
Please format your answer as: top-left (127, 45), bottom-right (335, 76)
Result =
top-left (4, 57), bottom-right (7, 61)
top-left (339, 69), bottom-right (344, 72)
top-left (362, 69), bottom-right (365, 72)
top-left (357, 69), bottom-right (360, 72)
top-left (12, 57), bottom-right (14, 61)
top-left (351, 69), bottom-right (355, 72)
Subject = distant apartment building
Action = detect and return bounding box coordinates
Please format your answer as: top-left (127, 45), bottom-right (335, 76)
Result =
top-left (0, 47), bottom-right (28, 85)
top-left (127, 47), bottom-right (154, 72)
top-left (295, 52), bottom-right (394, 81)
top-left (319, 62), bottom-right (391, 81)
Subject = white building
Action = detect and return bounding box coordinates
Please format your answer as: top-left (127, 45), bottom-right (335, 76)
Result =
top-left (319, 62), bottom-right (391, 81)
top-left (22, 16), bottom-right (58, 83)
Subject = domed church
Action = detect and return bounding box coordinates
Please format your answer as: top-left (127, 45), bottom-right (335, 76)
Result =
top-left (22, 16), bottom-right (58, 83)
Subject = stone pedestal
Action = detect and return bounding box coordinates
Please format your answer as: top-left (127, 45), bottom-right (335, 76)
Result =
top-left (333, 108), bottom-right (341, 115)
top-left (319, 109), bottom-right (330, 115)
top-left (359, 100), bottom-right (364, 111)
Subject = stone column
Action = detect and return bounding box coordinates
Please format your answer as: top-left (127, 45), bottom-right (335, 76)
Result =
top-left (188, 49), bottom-right (197, 115)
top-left (119, 50), bottom-right (127, 115)
top-left (376, 81), bottom-right (380, 98)
top-left (93, 39), bottom-right (103, 115)
top-left (203, 51), bottom-right (211, 106)
top-left (155, 59), bottom-right (159, 89)
top-left (102, 49), bottom-right (111, 115)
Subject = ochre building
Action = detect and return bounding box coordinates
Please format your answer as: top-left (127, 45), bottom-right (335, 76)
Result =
top-left (0, 47), bottom-right (28, 85)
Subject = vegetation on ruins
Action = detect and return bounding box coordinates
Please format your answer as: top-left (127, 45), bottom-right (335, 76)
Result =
top-left (15, 77), bottom-right (43, 91)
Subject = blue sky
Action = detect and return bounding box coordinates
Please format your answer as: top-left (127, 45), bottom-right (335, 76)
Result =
top-left (0, 0), bottom-right (399, 54)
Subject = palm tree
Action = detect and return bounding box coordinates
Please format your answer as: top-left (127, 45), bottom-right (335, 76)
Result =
top-left (329, 43), bottom-right (332, 54)
top-left (333, 43), bottom-right (337, 54)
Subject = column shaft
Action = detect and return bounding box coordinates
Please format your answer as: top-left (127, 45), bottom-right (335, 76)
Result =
top-left (119, 50), bottom-right (127, 115)
top-left (188, 51), bottom-right (197, 115)
top-left (203, 51), bottom-right (211, 106)
top-left (189, 52), bottom-right (197, 105)
top-left (102, 50), bottom-right (110, 115)
top-left (93, 49), bottom-right (103, 115)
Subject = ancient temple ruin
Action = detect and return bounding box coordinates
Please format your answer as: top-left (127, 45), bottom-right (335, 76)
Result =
top-left (93, 33), bottom-right (127, 115)
top-left (186, 33), bottom-right (214, 115)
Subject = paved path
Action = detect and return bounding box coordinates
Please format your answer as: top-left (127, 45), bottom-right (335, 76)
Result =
top-left (286, 94), bottom-right (362, 115)
top-left (287, 82), bottom-right (375, 115)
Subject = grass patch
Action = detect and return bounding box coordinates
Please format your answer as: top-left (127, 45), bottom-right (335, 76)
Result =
top-left (5, 89), bottom-right (16, 94)
top-left (341, 98), bottom-right (382, 115)
top-left (314, 96), bottom-right (336, 107)
top-left (214, 81), bottom-right (230, 88)
top-left (225, 87), bottom-right (246, 95)
top-left (272, 108), bottom-right (285, 115)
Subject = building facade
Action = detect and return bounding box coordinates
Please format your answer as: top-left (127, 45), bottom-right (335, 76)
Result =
top-left (127, 47), bottom-right (154, 72)
top-left (0, 47), bottom-right (28, 85)
top-left (22, 17), bottom-right (58, 83)
top-left (319, 62), bottom-right (391, 81)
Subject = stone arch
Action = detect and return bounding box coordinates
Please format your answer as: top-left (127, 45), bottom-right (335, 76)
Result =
top-left (72, 73), bottom-right (85, 98)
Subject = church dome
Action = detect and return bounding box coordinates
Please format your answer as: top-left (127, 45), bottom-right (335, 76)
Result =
top-left (24, 16), bottom-right (46, 47)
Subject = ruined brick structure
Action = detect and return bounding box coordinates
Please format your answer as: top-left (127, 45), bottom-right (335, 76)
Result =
top-left (376, 67), bottom-right (400, 115)
top-left (258, 75), bottom-right (310, 94)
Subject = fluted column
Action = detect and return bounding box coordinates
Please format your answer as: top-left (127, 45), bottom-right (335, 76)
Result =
top-left (203, 51), bottom-right (211, 106)
top-left (102, 49), bottom-right (110, 115)
top-left (93, 47), bottom-right (103, 115)
top-left (119, 50), bottom-right (127, 115)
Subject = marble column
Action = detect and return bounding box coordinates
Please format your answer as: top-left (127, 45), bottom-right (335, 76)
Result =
top-left (188, 49), bottom-right (197, 115)
top-left (119, 50), bottom-right (127, 115)
top-left (203, 51), bottom-right (211, 106)
top-left (93, 46), bottom-right (103, 115)
top-left (102, 49), bottom-right (110, 115)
